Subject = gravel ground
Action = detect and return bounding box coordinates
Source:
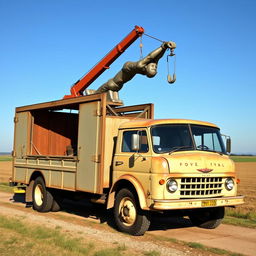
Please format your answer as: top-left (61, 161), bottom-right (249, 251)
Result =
top-left (0, 200), bottom-right (186, 256)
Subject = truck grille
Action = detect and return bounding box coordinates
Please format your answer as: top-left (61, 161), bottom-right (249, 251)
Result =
top-left (180, 177), bottom-right (223, 198)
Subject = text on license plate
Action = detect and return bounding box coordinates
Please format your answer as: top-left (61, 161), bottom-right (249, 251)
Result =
top-left (201, 200), bottom-right (217, 207)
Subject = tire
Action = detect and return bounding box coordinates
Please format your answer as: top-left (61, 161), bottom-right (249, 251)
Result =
top-left (189, 207), bottom-right (225, 229)
top-left (51, 190), bottom-right (63, 212)
top-left (32, 176), bottom-right (53, 212)
top-left (114, 188), bottom-right (150, 236)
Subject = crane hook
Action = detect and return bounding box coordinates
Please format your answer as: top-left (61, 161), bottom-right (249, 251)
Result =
top-left (167, 49), bottom-right (176, 84)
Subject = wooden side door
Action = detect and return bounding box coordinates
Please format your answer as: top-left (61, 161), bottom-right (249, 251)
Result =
top-left (76, 101), bottom-right (102, 193)
top-left (13, 111), bottom-right (31, 158)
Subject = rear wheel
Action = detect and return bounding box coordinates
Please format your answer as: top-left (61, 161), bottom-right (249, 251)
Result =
top-left (32, 176), bottom-right (53, 212)
top-left (189, 207), bottom-right (225, 229)
top-left (114, 188), bottom-right (150, 236)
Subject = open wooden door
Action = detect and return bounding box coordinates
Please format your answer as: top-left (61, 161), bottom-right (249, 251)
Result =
top-left (76, 101), bottom-right (102, 193)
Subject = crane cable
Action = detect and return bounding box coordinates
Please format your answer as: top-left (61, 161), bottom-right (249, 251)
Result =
top-left (144, 33), bottom-right (165, 43)
top-left (139, 35), bottom-right (143, 59)
top-left (139, 33), bottom-right (165, 58)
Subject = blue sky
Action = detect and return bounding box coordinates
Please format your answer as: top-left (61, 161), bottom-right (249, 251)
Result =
top-left (1, 0), bottom-right (255, 154)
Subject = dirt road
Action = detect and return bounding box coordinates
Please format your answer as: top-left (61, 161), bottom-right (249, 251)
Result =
top-left (0, 192), bottom-right (186, 256)
top-left (0, 191), bottom-right (255, 256)
top-left (148, 219), bottom-right (256, 256)
top-left (0, 161), bottom-right (11, 182)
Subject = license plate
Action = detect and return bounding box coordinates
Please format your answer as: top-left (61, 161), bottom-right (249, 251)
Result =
top-left (201, 200), bottom-right (217, 207)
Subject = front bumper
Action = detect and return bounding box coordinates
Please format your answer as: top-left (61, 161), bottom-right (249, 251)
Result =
top-left (152, 195), bottom-right (244, 210)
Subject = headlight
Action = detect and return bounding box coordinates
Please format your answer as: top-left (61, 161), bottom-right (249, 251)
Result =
top-left (166, 179), bottom-right (178, 193)
top-left (225, 178), bottom-right (234, 191)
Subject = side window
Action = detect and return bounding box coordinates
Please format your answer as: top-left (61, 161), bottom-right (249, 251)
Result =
top-left (122, 130), bottom-right (148, 153)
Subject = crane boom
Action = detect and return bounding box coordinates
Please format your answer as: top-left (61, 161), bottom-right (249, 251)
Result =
top-left (63, 25), bottom-right (144, 99)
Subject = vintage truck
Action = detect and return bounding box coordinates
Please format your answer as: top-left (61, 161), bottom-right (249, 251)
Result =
top-left (11, 26), bottom-right (244, 235)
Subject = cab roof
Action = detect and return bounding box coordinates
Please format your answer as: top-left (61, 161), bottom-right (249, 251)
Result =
top-left (119, 119), bottom-right (219, 129)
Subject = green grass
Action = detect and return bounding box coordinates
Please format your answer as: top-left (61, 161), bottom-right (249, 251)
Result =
top-left (0, 214), bottom-right (149, 256)
top-left (226, 208), bottom-right (256, 220)
top-left (224, 208), bottom-right (256, 228)
top-left (0, 214), bottom-right (95, 255)
top-left (187, 242), bottom-right (244, 256)
top-left (150, 234), bottom-right (245, 256)
top-left (0, 216), bottom-right (94, 255)
top-left (224, 216), bottom-right (256, 229)
top-left (93, 245), bottom-right (126, 256)
top-left (0, 155), bottom-right (12, 161)
top-left (0, 182), bottom-right (13, 193)
top-left (143, 251), bottom-right (161, 256)
top-left (230, 156), bottom-right (256, 162)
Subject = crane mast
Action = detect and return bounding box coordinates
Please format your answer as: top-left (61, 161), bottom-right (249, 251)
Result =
top-left (64, 26), bottom-right (144, 99)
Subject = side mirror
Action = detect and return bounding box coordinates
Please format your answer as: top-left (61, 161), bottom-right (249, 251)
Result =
top-left (226, 137), bottom-right (231, 154)
top-left (131, 134), bottom-right (140, 151)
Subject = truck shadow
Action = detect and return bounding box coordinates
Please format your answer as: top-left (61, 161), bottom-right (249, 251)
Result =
top-left (63, 200), bottom-right (193, 230)
top-left (52, 199), bottom-right (193, 231)
top-left (149, 214), bottom-right (192, 230)
top-left (12, 193), bottom-right (193, 231)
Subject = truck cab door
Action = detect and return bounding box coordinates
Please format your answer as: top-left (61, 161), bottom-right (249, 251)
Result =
top-left (114, 130), bottom-right (151, 199)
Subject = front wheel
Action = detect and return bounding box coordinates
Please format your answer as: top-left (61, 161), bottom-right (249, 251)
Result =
top-left (114, 188), bottom-right (150, 236)
top-left (189, 207), bottom-right (225, 229)
top-left (32, 176), bottom-right (53, 212)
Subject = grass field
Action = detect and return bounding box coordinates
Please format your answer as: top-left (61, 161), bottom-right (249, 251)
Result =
top-left (0, 155), bottom-right (12, 162)
top-left (0, 214), bottom-right (142, 256)
top-left (230, 156), bottom-right (256, 162)
top-left (0, 183), bottom-right (13, 193)
top-left (223, 161), bottom-right (256, 228)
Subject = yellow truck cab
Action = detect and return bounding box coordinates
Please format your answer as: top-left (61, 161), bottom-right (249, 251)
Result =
top-left (110, 118), bottom-right (244, 235)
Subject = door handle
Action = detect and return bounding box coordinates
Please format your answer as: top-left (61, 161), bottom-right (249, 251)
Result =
top-left (115, 161), bottom-right (124, 166)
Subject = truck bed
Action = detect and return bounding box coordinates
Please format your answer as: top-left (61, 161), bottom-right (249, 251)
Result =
top-left (12, 93), bottom-right (154, 194)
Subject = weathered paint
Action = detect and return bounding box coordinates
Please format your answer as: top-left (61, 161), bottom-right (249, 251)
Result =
top-left (152, 196), bottom-right (244, 210)
top-left (76, 101), bottom-right (101, 193)
top-left (103, 117), bottom-right (131, 187)
top-left (107, 174), bottom-right (148, 210)
top-left (12, 93), bottom-right (153, 195)
top-left (111, 125), bottom-right (243, 210)
top-left (13, 111), bottom-right (31, 158)
top-left (119, 119), bottom-right (219, 130)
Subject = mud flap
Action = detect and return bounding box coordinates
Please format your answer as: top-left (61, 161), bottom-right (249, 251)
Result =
top-left (25, 180), bottom-right (34, 204)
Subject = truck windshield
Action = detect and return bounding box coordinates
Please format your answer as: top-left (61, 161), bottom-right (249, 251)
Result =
top-left (191, 125), bottom-right (225, 153)
top-left (151, 124), bottom-right (226, 154)
top-left (151, 125), bottom-right (193, 154)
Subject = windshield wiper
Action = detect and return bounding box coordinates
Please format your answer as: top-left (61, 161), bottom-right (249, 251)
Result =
top-left (168, 146), bottom-right (194, 154)
top-left (196, 145), bottom-right (224, 155)
top-left (207, 150), bottom-right (224, 155)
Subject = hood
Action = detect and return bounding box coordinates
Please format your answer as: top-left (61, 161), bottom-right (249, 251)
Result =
top-left (165, 151), bottom-right (235, 175)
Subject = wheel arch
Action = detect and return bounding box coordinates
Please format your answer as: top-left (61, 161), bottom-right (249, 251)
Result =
top-left (107, 175), bottom-right (149, 210)
top-left (29, 170), bottom-right (46, 183)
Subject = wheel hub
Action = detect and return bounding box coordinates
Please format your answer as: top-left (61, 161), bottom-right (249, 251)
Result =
top-left (119, 197), bottom-right (136, 226)
top-left (123, 206), bottom-right (130, 216)
top-left (34, 184), bottom-right (43, 206)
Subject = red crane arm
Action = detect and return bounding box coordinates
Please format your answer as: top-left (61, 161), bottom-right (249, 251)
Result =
top-left (63, 25), bottom-right (144, 99)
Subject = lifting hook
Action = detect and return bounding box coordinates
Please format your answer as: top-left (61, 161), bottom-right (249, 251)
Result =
top-left (167, 49), bottom-right (176, 84)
